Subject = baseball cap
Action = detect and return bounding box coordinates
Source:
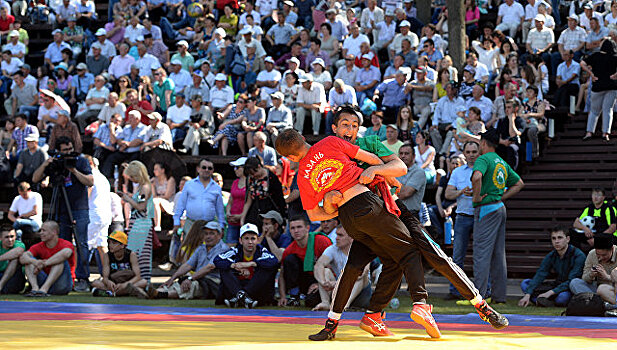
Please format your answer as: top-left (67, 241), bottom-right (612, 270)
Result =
top-left (361, 53), bottom-right (373, 60)
top-left (52, 29), bottom-right (62, 35)
top-left (24, 134), bottom-right (38, 142)
top-left (230, 157), bottom-right (247, 166)
top-left (385, 8), bottom-right (395, 16)
top-left (311, 58), bottom-right (326, 67)
top-left (176, 92), bottom-right (185, 99)
top-left (287, 57), bottom-right (300, 66)
top-left (386, 124), bottom-right (398, 130)
top-left (326, 8), bottom-right (337, 15)
top-left (299, 73), bottom-right (313, 82)
top-left (270, 91), bottom-right (284, 100)
top-left (215, 73), bottom-right (227, 81)
top-left (399, 20), bottom-right (410, 27)
top-left (177, 40), bottom-right (189, 48)
top-left (91, 42), bottom-right (102, 50)
top-left (8, 30), bottom-right (18, 38)
top-left (147, 112), bottom-right (163, 121)
top-left (95, 28), bottom-right (107, 36)
top-left (171, 58), bottom-right (182, 65)
top-left (284, 0), bottom-right (294, 6)
top-left (203, 221), bottom-right (221, 231)
top-left (534, 14), bottom-right (545, 22)
top-left (464, 65), bottom-right (476, 74)
top-left (479, 128), bottom-right (500, 145)
top-left (215, 27), bottom-right (226, 38)
top-left (415, 66), bottom-right (426, 73)
top-left (108, 231), bottom-right (128, 245)
top-left (583, 3), bottom-right (593, 9)
top-left (264, 56), bottom-right (275, 64)
top-left (128, 110), bottom-right (141, 119)
top-left (239, 26), bottom-right (253, 35)
top-left (259, 210), bottom-right (284, 225)
top-left (239, 223), bottom-right (259, 238)
top-left (567, 14), bottom-right (578, 22)
top-left (76, 62), bottom-right (88, 70)
top-left (22, 63), bottom-right (30, 71)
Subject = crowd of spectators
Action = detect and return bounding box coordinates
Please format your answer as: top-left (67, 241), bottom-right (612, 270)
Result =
top-left (0, 0), bottom-right (615, 315)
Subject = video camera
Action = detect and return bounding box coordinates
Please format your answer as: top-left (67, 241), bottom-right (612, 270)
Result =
top-left (47, 150), bottom-right (80, 183)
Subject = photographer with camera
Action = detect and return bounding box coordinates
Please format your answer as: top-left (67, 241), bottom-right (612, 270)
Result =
top-left (33, 136), bottom-right (94, 292)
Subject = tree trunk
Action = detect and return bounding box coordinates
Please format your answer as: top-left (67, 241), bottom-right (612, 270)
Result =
top-left (416, 0), bottom-right (431, 26)
top-left (446, 0), bottom-right (466, 74)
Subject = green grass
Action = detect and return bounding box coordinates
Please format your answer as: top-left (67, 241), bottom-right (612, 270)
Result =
top-left (0, 293), bottom-right (564, 316)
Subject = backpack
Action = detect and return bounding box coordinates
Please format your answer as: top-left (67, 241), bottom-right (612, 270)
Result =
top-left (28, 5), bottom-right (50, 24)
top-left (563, 292), bottom-right (605, 317)
top-left (225, 44), bottom-right (247, 76)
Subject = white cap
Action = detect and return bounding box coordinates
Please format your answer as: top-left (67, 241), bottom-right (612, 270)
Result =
top-left (8, 30), bottom-right (19, 38)
top-left (299, 73), bottom-right (313, 82)
top-left (385, 8), bottom-right (395, 16)
top-left (171, 59), bottom-right (182, 65)
top-left (361, 53), bottom-right (373, 60)
top-left (264, 56), bottom-right (275, 64)
top-left (230, 157), bottom-right (247, 166)
top-left (177, 40), bottom-right (189, 48)
top-left (239, 27), bottom-right (253, 35)
top-left (240, 223), bottom-right (259, 238)
top-left (534, 14), bottom-right (545, 22)
top-left (567, 14), bottom-right (578, 22)
top-left (311, 58), bottom-right (326, 67)
top-left (287, 57), bottom-right (300, 66)
top-left (95, 28), bottom-right (107, 36)
top-left (215, 73), bottom-right (227, 81)
top-left (399, 20), bottom-right (410, 27)
top-left (215, 27), bottom-right (226, 38)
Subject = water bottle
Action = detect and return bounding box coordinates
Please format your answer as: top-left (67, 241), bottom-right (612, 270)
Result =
top-left (389, 297), bottom-right (400, 310)
top-left (444, 216), bottom-right (453, 244)
top-left (113, 167), bottom-right (119, 192)
top-left (526, 141), bottom-right (533, 162)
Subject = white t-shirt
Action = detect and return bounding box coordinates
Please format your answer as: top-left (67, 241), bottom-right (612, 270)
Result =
top-left (1, 57), bottom-right (23, 75)
top-left (498, 1), bottom-right (525, 24)
top-left (343, 34), bottom-right (370, 59)
top-left (323, 244), bottom-right (348, 278)
top-left (89, 169), bottom-right (112, 224)
top-left (167, 104), bottom-right (191, 124)
top-left (9, 192), bottom-right (43, 227)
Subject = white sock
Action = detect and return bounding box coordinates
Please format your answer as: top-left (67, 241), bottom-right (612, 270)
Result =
top-left (328, 311), bottom-right (342, 320)
top-left (470, 295), bottom-right (483, 306)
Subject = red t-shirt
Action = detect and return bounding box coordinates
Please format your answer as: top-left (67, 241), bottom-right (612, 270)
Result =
top-left (281, 234), bottom-right (332, 263)
top-left (125, 101), bottom-right (154, 125)
top-left (0, 15), bottom-right (14, 32)
top-left (298, 136), bottom-right (363, 210)
top-left (29, 238), bottom-right (76, 281)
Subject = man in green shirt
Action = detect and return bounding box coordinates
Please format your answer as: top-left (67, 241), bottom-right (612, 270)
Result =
top-left (0, 225), bottom-right (26, 294)
top-left (471, 128), bottom-right (524, 303)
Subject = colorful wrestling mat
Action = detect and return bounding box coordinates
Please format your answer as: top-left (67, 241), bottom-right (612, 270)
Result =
top-left (1, 301), bottom-right (616, 349)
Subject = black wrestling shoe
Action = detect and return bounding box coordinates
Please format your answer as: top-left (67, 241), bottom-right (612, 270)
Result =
top-left (308, 318), bottom-right (338, 341)
top-left (225, 291), bottom-right (244, 308)
top-left (475, 300), bottom-right (509, 330)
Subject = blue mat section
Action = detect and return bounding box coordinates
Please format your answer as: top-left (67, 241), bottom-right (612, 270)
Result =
top-left (1, 301), bottom-right (616, 329)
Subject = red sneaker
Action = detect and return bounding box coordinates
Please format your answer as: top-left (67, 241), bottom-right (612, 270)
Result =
top-left (359, 312), bottom-right (394, 336)
top-left (410, 304), bottom-right (441, 338)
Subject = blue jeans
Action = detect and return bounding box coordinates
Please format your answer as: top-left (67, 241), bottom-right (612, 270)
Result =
top-left (19, 105), bottom-right (40, 121)
top-left (58, 209), bottom-right (90, 280)
top-left (0, 266), bottom-right (25, 294)
top-left (325, 111), bottom-right (335, 136)
top-left (13, 218), bottom-right (40, 237)
top-left (160, 17), bottom-right (178, 40)
top-left (449, 214), bottom-right (474, 296)
top-left (520, 278), bottom-right (572, 306)
top-left (569, 278), bottom-right (597, 294)
top-left (171, 127), bottom-right (187, 143)
top-left (226, 224), bottom-right (241, 244)
top-left (36, 260), bottom-right (73, 295)
top-left (427, 205), bottom-right (444, 238)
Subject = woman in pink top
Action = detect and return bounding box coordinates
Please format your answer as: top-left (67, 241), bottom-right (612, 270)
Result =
top-left (226, 157), bottom-right (247, 244)
top-left (465, 0), bottom-right (480, 37)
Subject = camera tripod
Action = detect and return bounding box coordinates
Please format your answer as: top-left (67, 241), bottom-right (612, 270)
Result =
top-left (48, 183), bottom-right (77, 236)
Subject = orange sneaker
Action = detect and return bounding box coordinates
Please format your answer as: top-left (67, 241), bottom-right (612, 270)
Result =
top-left (410, 304), bottom-right (441, 338)
top-left (359, 312), bottom-right (394, 336)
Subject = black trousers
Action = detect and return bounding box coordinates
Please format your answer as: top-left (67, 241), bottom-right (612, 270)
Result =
top-left (101, 151), bottom-right (140, 181)
top-left (219, 268), bottom-right (277, 305)
top-left (334, 191), bottom-right (426, 313)
top-left (332, 194), bottom-right (480, 313)
top-left (283, 254), bottom-right (318, 295)
top-left (553, 83), bottom-right (579, 108)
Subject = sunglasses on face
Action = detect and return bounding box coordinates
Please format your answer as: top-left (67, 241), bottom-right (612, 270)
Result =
top-left (200, 165), bottom-right (214, 170)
